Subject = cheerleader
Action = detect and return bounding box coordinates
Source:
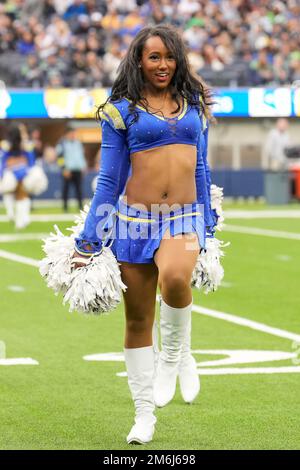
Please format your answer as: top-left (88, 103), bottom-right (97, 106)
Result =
top-left (0, 126), bottom-right (47, 229)
top-left (70, 24), bottom-right (218, 445)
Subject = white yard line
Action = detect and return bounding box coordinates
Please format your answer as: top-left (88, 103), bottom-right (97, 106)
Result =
top-left (0, 233), bottom-right (47, 243)
top-left (0, 209), bottom-right (300, 223)
top-left (1, 248), bottom-right (299, 344)
top-left (84, 350), bottom-right (298, 366)
top-left (0, 249), bottom-right (40, 267)
top-left (116, 366), bottom-right (300, 376)
top-left (195, 366), bottom-right (300, 375)
top-left (191, 303), bottom-right (300, 343)
top-left (225, 210), bottom-right (300, 219)
top-left (1, 225), bottom-right (299, 242)
top-left (0, 358), bottom-right (39, 366)
top-left (224, 224), bottom-right (300, 240)
top-left (0, 214), bottom-right (75, 222)
top-left (86, 351), bottom-right (300, 376)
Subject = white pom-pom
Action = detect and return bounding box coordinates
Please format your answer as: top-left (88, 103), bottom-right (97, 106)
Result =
top-left (63, 248), bottom-right (127, 314)
top-left (0, 170), bottom-right (17, 193)
top-left (23, 166), bottom-right (48, 195)
top-left (39, 225), bottom-right (74, 294)
top-left (211, 184), bottom-right (224, 231)
top-left (39, 209), bottom-right (127, 314)
top-left (191, 237), bottom-right (229, 293)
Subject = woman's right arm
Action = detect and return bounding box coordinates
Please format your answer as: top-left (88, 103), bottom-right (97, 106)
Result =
top-left (0, 152), bottom-right (8, 179)
top-left (74, 107), bottom-right (130, 263)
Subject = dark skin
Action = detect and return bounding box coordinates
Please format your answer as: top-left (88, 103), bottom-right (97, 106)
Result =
top-left (125, 36), bottom-right (197, 210)
top-left (73, 36), bottom-right (200, 348)
top-left (73, 36), bottom-right (198, 267)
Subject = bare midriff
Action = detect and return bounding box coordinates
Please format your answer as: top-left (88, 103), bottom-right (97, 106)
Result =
top-left (6, 156), bottom-right (28, 167)
top-left (124, 143), bottom-right (197, 214)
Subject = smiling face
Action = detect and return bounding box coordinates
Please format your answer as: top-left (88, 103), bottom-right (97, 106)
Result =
top-left (139, 35), bottom-right (177, 92)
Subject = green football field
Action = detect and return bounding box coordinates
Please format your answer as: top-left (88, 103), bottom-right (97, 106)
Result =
top-left (0, 202), bottom-right (300, 450)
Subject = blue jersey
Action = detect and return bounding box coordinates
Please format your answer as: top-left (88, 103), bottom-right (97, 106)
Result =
top-left (76, 95), bottom-right (215, 253)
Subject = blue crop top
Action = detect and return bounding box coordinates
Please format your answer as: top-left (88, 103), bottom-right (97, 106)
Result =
top-left (75, 95), bottom-right (216, 254)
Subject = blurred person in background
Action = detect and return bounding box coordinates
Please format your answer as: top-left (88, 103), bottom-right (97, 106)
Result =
top-left (102, 35), bottom-right (123, 84)
top-left (0, 125), bottom-right (35, 228)
top-left (19, 54), bottom-right (44, 87)
top-left (42, 144), bottom-right (60, 172)
top-left (1, 0), bottom-right (300, 89)
top-left (16, 29), bottom-right (35, 55)
top-left (28, 126), bottom-right (44, 160)
top-left (56, 126), bottom-right (86, 211)
top-left (264, 118), bottom-right (291, 171)
top-left (85, 51), bottom-right (104, 87)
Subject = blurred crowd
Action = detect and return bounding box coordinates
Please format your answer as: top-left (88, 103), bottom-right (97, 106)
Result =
top-left (0, 0), bottom-right (300, 88)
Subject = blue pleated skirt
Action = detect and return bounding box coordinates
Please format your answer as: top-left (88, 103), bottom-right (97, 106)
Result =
top-left (109, 197), bottom-right (205, 264)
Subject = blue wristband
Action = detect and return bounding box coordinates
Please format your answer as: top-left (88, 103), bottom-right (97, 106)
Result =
top-left (74, 238), bottom-right (103, 255)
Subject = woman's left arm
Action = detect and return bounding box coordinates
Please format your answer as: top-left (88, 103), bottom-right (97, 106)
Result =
top-left (195, 122), bottom-right (217, 236)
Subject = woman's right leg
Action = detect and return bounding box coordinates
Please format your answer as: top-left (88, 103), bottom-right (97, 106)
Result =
top-left (120, 261), bottom-right (158, 445)
top-left (121, 261), bottom-right (158, 349)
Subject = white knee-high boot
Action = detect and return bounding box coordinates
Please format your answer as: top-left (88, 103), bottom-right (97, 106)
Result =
top-left (152, 320), bottom-right (160, 379)
top-left (153, 297), bottom-right (192, 408)
top-left (15, 198), bottom-right (31, 229)
top-left (178, 315), bottom-right (200, 403)
top-left (124, 346), bottom-right (156, 445)
top-left (3, 193), bottom-right (15, 221)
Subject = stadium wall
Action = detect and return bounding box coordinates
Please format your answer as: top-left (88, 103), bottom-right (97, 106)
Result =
top-left (1, 87), bottom-right (299, 199)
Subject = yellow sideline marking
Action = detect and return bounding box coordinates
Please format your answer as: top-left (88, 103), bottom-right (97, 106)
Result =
top-left (116, 212), bottom-right (155, 223)
top-left (116, 211), bottom-right (202, 223)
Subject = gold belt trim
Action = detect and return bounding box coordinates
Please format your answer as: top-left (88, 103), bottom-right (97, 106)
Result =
top-left (116, 211), bottom-right (202, 223)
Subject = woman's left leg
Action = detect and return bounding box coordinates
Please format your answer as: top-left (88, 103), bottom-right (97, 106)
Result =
top-left (2, 193), bottom-right (15, 221)
top-left (153, 230), bottom-right (200, 407)
top-left (120, 261), bottom-right (159, 444)
top-left (15, 182), bottom-right (31, 229)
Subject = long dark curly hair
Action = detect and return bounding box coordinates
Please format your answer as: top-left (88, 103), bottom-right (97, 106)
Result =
top-left (6, 126), bottom-right (22, 154)
top-left (96, 24), bottom-right (214, 123)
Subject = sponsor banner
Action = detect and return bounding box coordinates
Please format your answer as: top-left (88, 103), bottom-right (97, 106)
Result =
top-left (213, 89), bottom-right (249, 117)
top-left (1, 87), bottom-right (299, 119)
top-left (248, 88), bottom-right (292, 117)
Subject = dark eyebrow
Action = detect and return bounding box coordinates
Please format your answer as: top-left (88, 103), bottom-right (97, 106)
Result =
top-left (147, 51), bottom-right (173, 55)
